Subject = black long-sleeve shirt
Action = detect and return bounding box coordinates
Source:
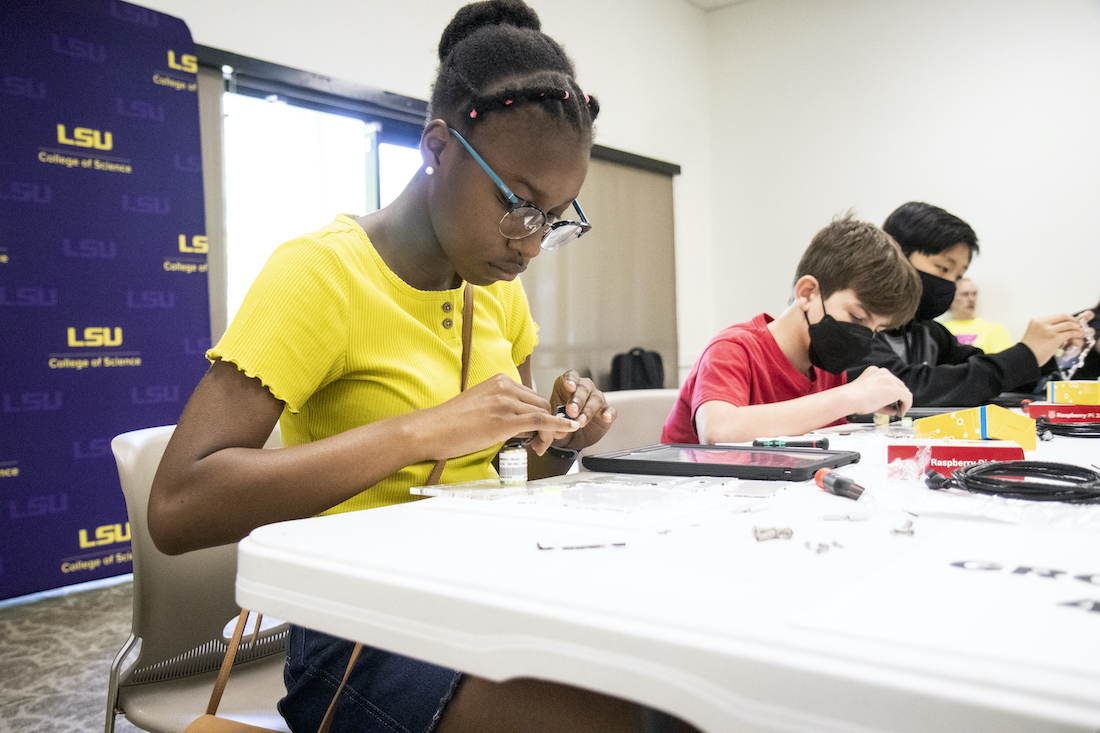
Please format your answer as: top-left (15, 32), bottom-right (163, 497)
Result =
top-left (847, 319), bottom-right (1043, 407)
top-left (1077, 312), bottom-right (1100, 380)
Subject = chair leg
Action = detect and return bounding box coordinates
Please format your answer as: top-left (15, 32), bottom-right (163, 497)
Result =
top-left (105, 632), bottom-right (138, 733)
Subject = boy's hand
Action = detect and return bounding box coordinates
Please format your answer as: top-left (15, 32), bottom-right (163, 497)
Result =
top-left (846, 366), bottom-right (912, 416)
top-left (1020, 314), bottom-right (1088, 365)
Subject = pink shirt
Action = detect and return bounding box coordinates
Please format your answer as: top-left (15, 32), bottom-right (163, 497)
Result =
top-left (662, 314), bottom-right (847, 443)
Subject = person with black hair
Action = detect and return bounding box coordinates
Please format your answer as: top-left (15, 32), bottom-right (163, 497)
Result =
top-left (1072, 296), bottom-right (1100, 380)
top-left (146, 2), bottom-right (696, 731)
top-left (848, 202), bottom-right (1092, 406)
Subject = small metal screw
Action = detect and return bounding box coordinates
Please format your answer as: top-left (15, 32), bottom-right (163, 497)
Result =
top-left (892, 520), bottom-right (915, 536)
top-left (754, 526), bottom-right (793, 542)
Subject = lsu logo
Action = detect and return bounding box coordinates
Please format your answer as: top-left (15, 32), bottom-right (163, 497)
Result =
top-left (116, 99), bottom-right (165, 121)
top-left (68, 327), bottom-right (122, 347)
top-left (10, 494), bottom-right (68, 519)
top-left (184, 336), bottom-right (212, 355)
top-left (63, 238), bottom-right (117, 259)
top-left (127, 290), bottom-right (175, 309)
top-left (57, 124), bottom-right (113, 150)
top-left (73, 439), bottom-right (111, 459)
top-left (131, 386), bottom-right (180, 405)
top-left (174, 153), bottom-right (201, 172)
top-left (52, 34), bottom-right (105, 63)
top-left (0, 182), bottom-right (51, 204)
top-left (3, 392), bottom-right (62, 413)
top-left (111, 1), bottom-right (159, 27)
top-left (0, 287), bottom-right (57, 307)
top-left (2, 75), bottom-right (46, 100)
top-left (167, 50), bottom-right (198, 74)
top-left (79, 523), bottom-right (131, 548)
top-left (178, 234), bottom-right (208, 253)
top-left (122, 194), bottom-right (169, 214)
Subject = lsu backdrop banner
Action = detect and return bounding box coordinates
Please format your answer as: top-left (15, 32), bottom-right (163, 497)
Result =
top-left (0, 0), bottom-right (209, 600)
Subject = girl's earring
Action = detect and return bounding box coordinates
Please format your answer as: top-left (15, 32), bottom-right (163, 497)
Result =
top-left (425, 166), bottom-right (435, 176)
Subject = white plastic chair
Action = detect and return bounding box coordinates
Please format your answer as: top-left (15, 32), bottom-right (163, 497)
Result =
top-left (105, 424), bottom-right (291, 733)
top-left (579, 388), bottom-right (680, 466)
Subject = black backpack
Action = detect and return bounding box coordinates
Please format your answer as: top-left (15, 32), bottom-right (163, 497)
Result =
top-left (609, 348), bottom-right (664, 390)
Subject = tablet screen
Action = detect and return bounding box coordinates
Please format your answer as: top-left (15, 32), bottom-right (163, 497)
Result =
top-left (650, 447), bottom-right (831, 467)
top-left (581, 444), bottom-right (861, 480)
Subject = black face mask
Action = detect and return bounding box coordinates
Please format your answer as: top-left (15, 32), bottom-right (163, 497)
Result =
top-left (804, 305), bottom-right (874, 375)
top-left (915, 270), bottom-right (957, 321)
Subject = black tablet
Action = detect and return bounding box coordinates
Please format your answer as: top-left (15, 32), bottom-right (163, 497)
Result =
top-left (580, 444), bottom-right (861, 481)
top-left (848, 406), bottom-right (967, 422)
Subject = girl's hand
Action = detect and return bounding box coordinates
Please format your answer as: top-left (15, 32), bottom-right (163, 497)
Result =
top-left (533, 370), bottom-right (616, 453)
top-left (418, 374), bottom-right (579, 460)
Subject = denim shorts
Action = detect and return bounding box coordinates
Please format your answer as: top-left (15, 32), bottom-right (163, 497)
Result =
top-left (279, 625), bottom-right (463, 733)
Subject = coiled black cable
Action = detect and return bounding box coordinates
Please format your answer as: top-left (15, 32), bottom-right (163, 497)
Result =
top-left (1036, 416), bottom-right (1100, 439)
top-left (925, 461), bottom-right (1100, 504)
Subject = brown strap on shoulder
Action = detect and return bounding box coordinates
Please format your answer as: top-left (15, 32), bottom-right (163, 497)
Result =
top-left (460, 282), bottom-right (474, 391)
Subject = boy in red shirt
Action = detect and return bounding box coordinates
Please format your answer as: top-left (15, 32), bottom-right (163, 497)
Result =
top-left (663, 215), bottom-right (922, 444)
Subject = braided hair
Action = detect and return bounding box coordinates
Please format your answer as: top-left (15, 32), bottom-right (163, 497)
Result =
top-left (430, 0), bottom-right (599, 140)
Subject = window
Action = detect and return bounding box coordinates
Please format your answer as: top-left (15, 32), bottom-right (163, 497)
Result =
top-left (222, 92), bottom-right (378, 323)
top-left (221, 94), bottom-right (422, 324)
top-left (197, 46), bottom-right (429, 333)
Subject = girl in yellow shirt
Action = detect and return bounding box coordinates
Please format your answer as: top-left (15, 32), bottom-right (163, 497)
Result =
top-left (146, 2), bottom-right (688, 732)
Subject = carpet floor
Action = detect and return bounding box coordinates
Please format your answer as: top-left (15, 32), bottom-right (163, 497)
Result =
top-left (1, 579), bottom-right (145, 733)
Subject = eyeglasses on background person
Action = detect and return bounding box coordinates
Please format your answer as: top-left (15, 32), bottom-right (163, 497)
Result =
top-left (449, 128), bottom-right (591, 250)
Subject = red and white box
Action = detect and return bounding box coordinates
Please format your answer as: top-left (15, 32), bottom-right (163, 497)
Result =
top-left (1046, 379), bottom-right (1100, 405)
top-left (887, 439), bottom-right (1025, 477)
top-left (1024, 401), bottom-right (1100, 423)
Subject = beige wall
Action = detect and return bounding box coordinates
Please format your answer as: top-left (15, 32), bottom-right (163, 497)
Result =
top-left (707, 0), bottom-right (1100, 352)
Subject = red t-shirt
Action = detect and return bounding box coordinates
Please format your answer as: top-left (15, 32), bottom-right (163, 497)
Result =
top-left (661, 313), bottom-right (847, 443)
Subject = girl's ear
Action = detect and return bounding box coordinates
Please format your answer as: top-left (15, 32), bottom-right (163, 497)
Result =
top-left (420, 119), bottom-right (450, 171)
top-left (792, 275), bottom-right (820, 311)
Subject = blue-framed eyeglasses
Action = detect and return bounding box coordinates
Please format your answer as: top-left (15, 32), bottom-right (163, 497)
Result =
top-left (449, 128), bottom-right (591, 251)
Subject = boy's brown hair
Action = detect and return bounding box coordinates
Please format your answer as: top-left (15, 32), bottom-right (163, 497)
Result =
top-left (795, 214), bottom-right (921, 328)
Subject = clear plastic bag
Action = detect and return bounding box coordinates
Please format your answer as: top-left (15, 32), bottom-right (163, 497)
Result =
top-left (886, 443), bottom-right (931, 481)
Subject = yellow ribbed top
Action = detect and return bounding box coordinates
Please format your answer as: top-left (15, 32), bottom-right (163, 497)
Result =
top-left (209, 215), bottom-right (539, 513)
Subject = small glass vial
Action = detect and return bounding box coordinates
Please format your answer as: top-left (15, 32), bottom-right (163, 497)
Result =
top-left (499, 439), bottom-right (528, 486)
top-left (887, 416), bottom-right (914, 439)
top-left (872, 411), bottom-right (891, 434)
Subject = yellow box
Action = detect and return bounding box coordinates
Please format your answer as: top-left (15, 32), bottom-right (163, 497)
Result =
top-left (1046, 380), bottom-right (1100, 405)
top-left (913, 404), bottom-right (1036, 451)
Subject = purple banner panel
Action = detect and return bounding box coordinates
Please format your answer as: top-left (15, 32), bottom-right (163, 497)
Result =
top-left (1, 0), bottom-right (209, 600)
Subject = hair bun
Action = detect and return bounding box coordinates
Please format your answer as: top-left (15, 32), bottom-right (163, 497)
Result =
top-left (438, 0), bottom-right (541, 62)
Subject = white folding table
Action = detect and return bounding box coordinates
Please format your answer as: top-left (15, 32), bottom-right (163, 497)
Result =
top-left (236, 433), bottom-right (1100, 732)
